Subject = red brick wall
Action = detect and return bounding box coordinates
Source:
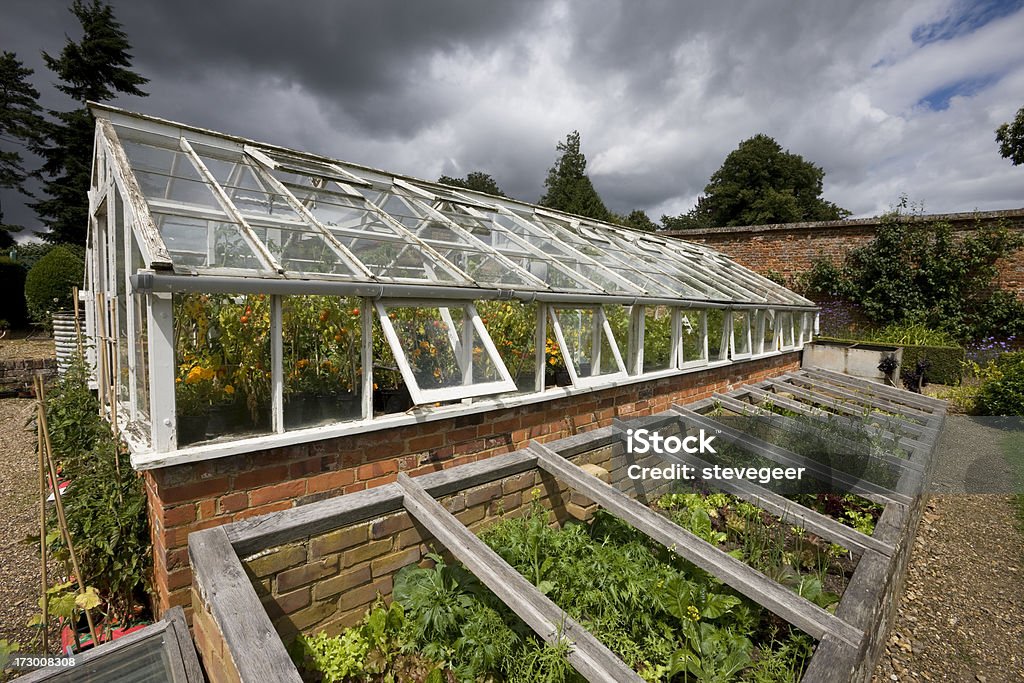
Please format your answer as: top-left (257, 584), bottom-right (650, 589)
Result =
top-left (145, 352), bottom-right (801, 619)
top-left (665, 208), bottom-right (1024, 293)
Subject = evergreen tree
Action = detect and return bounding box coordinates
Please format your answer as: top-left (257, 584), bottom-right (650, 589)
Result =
top-left (0, 52), bottom-right (45, 247)
top-left (32, 0), bottom-right (148, 245)
top-left (664, 134), bottom-right (849, 228)
top-left (539, 131), bottom-right (612, 222)
top-left (437, 171), bottom-right (507, 197)
top-left (621, 209), bottom-right (658, 232)
top-left (995, 105), bottom-right (1024, 166)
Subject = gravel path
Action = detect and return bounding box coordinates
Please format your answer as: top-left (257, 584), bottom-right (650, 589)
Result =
top-left (872, 417), bottom-right (1024, 682)
top-left (0, 398), bottom-right (61, 670)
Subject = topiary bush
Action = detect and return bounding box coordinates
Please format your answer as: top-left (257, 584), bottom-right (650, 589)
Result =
top-left (24, 245), bottom-right (84, 325)
top-left (976, 352), bottom-right (1024, 416)
top-left (0, 257), bottom-right (29, 328)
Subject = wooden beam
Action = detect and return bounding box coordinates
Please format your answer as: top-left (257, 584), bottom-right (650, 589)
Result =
top-left (189, 527), bottom-right (302, 683)
top-left (783, 373), bottom-right (935, 425)
top-left (670, 406), bottom-right (912, 506)
top-left (395, 473), bottom-right (644, 683)
top-left (740, 385), bottom-right (931, 456)
top-left (528, 442), bottom-right (864, 648)
top-left (711, 393), bottom-right (924, 476)
top-left (802, 367), bottom-right (946, 411)
top-left (710, 392), bottom-right (923, 498)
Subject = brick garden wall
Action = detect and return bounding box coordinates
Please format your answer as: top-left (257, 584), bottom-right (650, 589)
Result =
top-left (145, 352), bottom-right (801, 620)
top-left (664, 208), bottom-right (1024, 294)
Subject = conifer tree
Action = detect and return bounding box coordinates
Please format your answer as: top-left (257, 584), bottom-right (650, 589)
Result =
top-left (539, 131), bottom-right (612, 222)
top-left (0, 52), bottom-right (45, 247)
top-left (32, 0), bottom-right (148, 245)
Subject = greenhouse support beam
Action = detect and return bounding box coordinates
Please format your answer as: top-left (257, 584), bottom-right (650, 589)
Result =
top-left (395, 473), bottom-right (644, 683)
top-left (528, 441), bottom-right (865, 649)
top-left (130, 272), bottom-right (820, 312)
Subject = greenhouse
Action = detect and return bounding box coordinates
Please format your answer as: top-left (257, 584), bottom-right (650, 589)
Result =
top-left (81, 105), bottom-right (818, 464)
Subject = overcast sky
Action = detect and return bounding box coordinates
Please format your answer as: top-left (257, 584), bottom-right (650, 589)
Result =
top-left (2, 0), bottom-right (1023, 237)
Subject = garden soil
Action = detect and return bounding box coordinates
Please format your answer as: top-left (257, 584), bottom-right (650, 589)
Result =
top-left (873, 417), bottom-right (1024, 683)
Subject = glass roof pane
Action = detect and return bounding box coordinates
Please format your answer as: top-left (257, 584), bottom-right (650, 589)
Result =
top-left (197, 153), bottom-right (305, 222)
top-left (150, 212), bottom-right (263, 271)
top-left (120, 139), bottom-right (221, 210)
top-left (248, 221), bottom-right (350, 276)
top-left (339, 235), bottom-right (461, 282)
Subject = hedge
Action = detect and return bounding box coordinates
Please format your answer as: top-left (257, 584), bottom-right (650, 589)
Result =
top-left (0, 257), bottom-right (29, 328)
top-left (24, 245), bottom-right (84, 326)
top-left (816, 336), bottom-right (966, 386)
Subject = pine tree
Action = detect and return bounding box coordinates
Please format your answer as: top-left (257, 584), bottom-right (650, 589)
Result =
top-left (0, 52), bottom-right (45, 247)
top-left (32, 0), bottom-right (148, 245)
top-left (539, 131), bottom-right (612, 222)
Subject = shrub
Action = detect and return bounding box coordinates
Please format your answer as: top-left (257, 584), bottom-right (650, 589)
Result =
top-left (801, 199), bottom-right (1024, 342)
top-left (24, 245), bottom-right (84, 325)
top-left (0, 257), bottom-right (28, 328)
top-left (976, 351), bottom-right (1024, 416)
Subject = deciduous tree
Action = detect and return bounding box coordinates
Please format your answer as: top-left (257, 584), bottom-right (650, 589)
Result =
top-left (436, 171), bottom-right (507, 197)
top-left (995, 105), bottom-right (1024, 166)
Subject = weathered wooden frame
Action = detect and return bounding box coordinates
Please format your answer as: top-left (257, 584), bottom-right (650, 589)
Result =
top-left (189, 370), bottom-right (943, 682)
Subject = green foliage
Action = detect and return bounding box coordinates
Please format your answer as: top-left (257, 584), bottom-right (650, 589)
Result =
top-left (45, 353), bottom-right (151, 620)
top-left (663, 134), bottom-right (849, 229)
top-left (0, 51), bottom-right (45, 246)
top-left (437, 171), bottom-right (507, 197)
top-left (995, 104), bottom-right (1024, 165)
top-left (898, 345), bottom-right (966, 387)
top-left (976, 351), bottom-right (1024, 416)
top-left (540, 131), bottom-right (612, 222)
top-left (804, 199), bottom-right (1024, 342)
top-left (621, 209), bottom-right (659, 232)
top-left (1, 638), bottom-right (20, 673)
top-left (0, 257), bottom-right (28, 327)
top-left (33, 0), bottom-right (148, 245)
top-left (24, 244), bottom-right (83, 324)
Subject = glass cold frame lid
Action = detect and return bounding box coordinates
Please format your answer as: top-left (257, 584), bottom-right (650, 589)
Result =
top-left (107, 113), bottom-right (815, 309)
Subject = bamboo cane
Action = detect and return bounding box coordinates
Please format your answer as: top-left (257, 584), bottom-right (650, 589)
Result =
top-left (35, 375), bottom-right (100, 648)
top-left (36, 407), bottom-right (49, 653)
top-left (72, 286), bottom-right (83, 359)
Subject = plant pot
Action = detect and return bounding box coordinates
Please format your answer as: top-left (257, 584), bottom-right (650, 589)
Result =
top-left (554, 368), bottom-right (572, 387)
top-left (206, 401), bottom-right (239, 438)
top-left (373, 386), bottom-right (413, 414)
top-left (177, 414), bottom-right (209, 445)
top-left (318, 392), bottom-right (361, 421)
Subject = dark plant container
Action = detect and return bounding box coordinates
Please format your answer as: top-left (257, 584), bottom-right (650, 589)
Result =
top-left (319, 392), bottom-right (361, 421)
top-left (374, 386), bottom-right (413, 414)
top-left (177, 414), bottom-right (209, 445)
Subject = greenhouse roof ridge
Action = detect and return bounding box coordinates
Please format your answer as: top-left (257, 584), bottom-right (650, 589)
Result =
top-left (89, 102), bottom-right (814, 309)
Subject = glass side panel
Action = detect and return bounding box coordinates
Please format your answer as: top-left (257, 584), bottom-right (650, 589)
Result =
top-left (115, 192), bottom-right (129, 405)
top-left (760, 309), bottom-right (777, 353)
top-left (151, 212), bottom-right (263, 270)
top-left (643, 306), bottom-right (674, 372)
top-left (131, 230), bottom-right (150, 430)
top-left (283, 295), bottom-right (364, 430)
top-left (732, 310), bottom-right (751, 357)
top-left (120, 139), bottom-right (222, 210)
top-left (681, 310), bottom-right (706, 364)
top-left (173, 292), bottom-right (272, 446)
top-left (476, 300), bottom-right (537, 393)
top-left (379, 305), bottom-right (506, 397)
top-left (780, 312), bottom-right (796, 348)
top-left (552, 308), bottom-right (623, 379)
top-left (801, 312), bottom-right (814, 343)
top-left (707, 308), bottom-right (726, 360)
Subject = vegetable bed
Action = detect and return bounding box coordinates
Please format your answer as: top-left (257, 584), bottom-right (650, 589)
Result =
top-left (292, 499), bottom-right (817, 683)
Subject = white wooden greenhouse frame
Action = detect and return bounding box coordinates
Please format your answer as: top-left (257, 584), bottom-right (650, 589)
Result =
top-left (81, 105), bottom-right (818, 468)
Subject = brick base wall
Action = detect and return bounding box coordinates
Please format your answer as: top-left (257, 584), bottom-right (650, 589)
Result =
top-left (665, 209), bottom-right (1024, 294)
top-left (146, 352), bottom-right (801, 619)
top-left (0, 357), bottom-right (57, 394)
